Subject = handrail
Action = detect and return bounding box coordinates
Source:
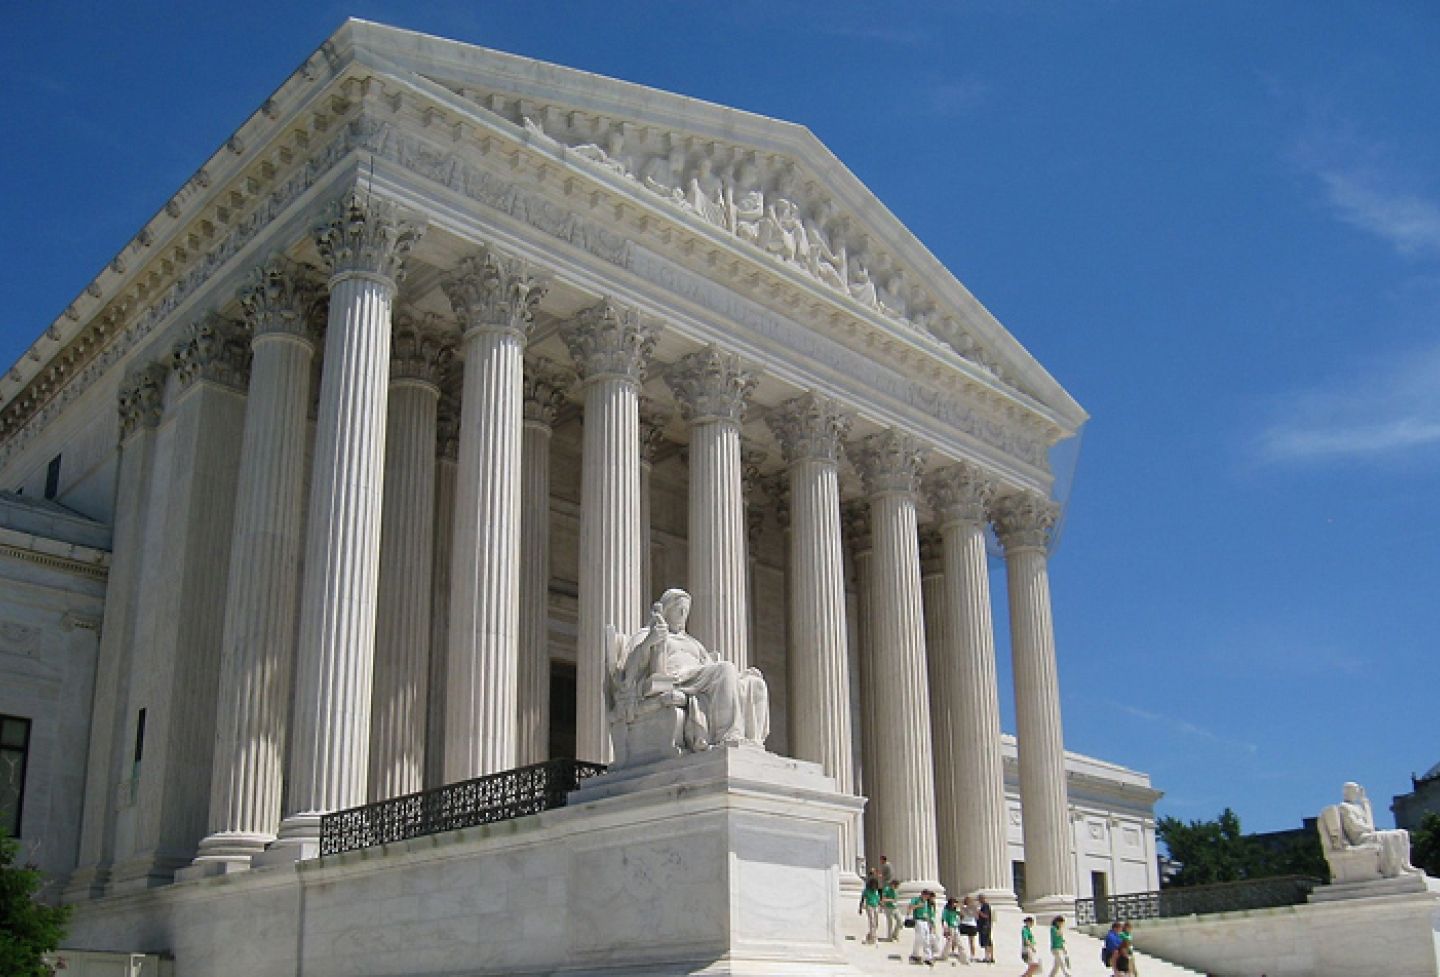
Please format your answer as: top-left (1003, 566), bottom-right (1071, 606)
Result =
top-left (318, 758), bottom-right (607, 856)
top-left (1075, 875), bottom-right (1321, 925)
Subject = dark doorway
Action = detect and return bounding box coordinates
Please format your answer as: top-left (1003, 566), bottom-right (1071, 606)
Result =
top-left (549, 661), bottom-right (577, 760)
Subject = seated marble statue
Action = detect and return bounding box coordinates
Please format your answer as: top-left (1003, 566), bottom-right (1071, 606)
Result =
top-left (606, 588), bottom-right (769, 766)
top-left (1318, 781), bottom-right (1423, 882)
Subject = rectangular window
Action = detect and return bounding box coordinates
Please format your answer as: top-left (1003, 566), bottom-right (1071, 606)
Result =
top-left (0, 715), bottom-right (32, 837)
top-left (44, 454), bottom-right (62, 500)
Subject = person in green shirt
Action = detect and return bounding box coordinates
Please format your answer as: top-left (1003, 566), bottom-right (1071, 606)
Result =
top-left (908, 889), bottom-right (939, 966)
top-left (1047, 916), bottom-right (1072, 977)
top-left (881, 880), bottom-right (901, 942)
top-left (938, 896), bottom-right (965, 962)
top-left (858, 872), bottom-right (882, 944)
top-left (1020, 915), bottom-right (1040, 977)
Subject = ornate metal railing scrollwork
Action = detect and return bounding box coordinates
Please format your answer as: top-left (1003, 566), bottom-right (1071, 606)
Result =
top-left (318, 758), bottom-right (607, 856)
top-left (1074, 875), bottom-right (1321, 925)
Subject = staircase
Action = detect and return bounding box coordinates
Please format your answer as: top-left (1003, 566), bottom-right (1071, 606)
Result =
top-left (839, 907), bottom-right (1208, 977)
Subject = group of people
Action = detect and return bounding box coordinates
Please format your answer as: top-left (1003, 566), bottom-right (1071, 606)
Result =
top-left (857, 856), bottom-right (996, 967)
top-left (858, 856), bottom-right (1141, 976)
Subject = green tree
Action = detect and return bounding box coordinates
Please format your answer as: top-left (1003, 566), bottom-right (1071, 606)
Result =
top-left (1412, 812), bottom-right (1440, 876)
top-left (0, 830), bottom-right (71, 977)
top-left (1157, 807), bottom-right (1258, 887)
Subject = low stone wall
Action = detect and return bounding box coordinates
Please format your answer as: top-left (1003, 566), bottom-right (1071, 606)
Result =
top-left (63, 744), bottom-right (866, 977)
top-left (1086, 879), bottom-right (1440, 977)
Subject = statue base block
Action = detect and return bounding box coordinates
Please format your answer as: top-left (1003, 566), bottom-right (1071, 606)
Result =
top-left (61, 745), bottom-right (867, 977)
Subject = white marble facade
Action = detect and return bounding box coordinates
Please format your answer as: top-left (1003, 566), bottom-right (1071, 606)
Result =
top-left (0, 19), bottom-right (1158, 912)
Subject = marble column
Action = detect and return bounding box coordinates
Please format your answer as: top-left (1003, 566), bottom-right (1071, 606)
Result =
top-left (768, 393), bottom-right (858, 883)
top-left (426, 392), bottom-right (460, 789)
top-left (440, 249), bottom-right (547, 781)
top-left (270, 193), bottom-right (420, 857)
top-left (560, 299), bottom-right (654, 763)
top-left (368, 317), bottom-right (451, 800)
top-left (925, 463), bottom-right (1016, 903)
top-left (843, 500), bottom-right (878, 872)
top-left (192, 260), bottom-right (320, 871)
top-left (852, 429), bottom-right (941, 894)
top-left (665, 346), bottom-right (757, 670)
top-left (66, 361), bottom-right (169, 900)
top-left (517, 359), bottom-right (570, 766)
top-left (637, 397), bottom-right (671, 605)
top-left (994, 492), bottom-right (1075, 913)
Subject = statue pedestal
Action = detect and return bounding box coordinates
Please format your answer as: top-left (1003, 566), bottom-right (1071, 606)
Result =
top-left (562, 743), bottom-right (867, 976)
top-left (1308, 871), bottom-right (1438, 903)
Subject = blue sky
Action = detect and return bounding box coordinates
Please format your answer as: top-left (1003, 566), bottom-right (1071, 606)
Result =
top-left (4, 3), bottom-right (1437, 834)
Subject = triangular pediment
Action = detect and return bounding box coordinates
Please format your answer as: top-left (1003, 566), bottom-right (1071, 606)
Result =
top-left (342, 20), bottom-right (1086, 432)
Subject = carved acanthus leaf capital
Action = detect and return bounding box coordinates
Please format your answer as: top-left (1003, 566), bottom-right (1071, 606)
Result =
top-left (919, 526), bottom-right (945, 573)
top-left (637, 396), bottom-right (673, 465)
top-left (172, 313), bottom-right (252, 393)
top-left (851, 429), bottom-right (927, 498)
top-left (523, 357), bottom-right (574, 427)
top-left (441, 248), bottom-right (548, 341)
top-left (992, 492), bottom-right (1060, 553)
top-left (239, 256), bottom-right (323, 343)
top-left (925, 462), bottom-right (998, 528)
top-left (390, 311), bottom-right (455, 386)
top-left (664, 345), bottom-right (758, 425)
top-left (560, 299), bottom-right (656, 386)
top-left (767, 393), bottom-right (851, 466)
top-left (313, 191), bottom-right (423, 284)
top-left (117, 361), bottom-right (169, 440)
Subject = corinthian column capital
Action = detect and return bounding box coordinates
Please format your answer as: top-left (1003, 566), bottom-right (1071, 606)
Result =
top-left (239, 257), bottom-right (324, 343)
top-left (390, 312), bottom-right (455, 386)
top-left (925, 462), bottom-right (998, 527)
top-left (313, 191), bottom-right (423, 285)
top-left (117, 361), bottom-right (169, 440)
top-left (992, 492), bottom-right (1059, 553)
top-left (664, 345), bottom-right (757, 425)
top-left (767, 393), bottom-right (851, 466)
top-left (440, 248), bottom-right (548, 341)
top-left (172, 313), bottom-right (252, 393)
top-left (851, 429), bottom-right (927, 497)
top-left (522, 357), bottom-right (574, 428)
top-left (560, 299), bottom-right (656, 385)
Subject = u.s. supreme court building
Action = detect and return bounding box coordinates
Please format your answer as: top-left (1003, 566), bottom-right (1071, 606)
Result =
top-left (0, 19), bottom-right (1162, 972)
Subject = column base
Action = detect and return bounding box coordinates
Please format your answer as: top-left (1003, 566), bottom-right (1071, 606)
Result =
top-left (1023, 893), bottom-right (1077, 917)
top-left (251, 813), bottom-right (322, 867)
top-left (61, 864), bottom-right (111, 903)
top-left (974, 887), bottom-right (1019, 908)
top-left (177, 830), bottom-right (275, 880)
top-left (897, 879), bottom-right (945, 898)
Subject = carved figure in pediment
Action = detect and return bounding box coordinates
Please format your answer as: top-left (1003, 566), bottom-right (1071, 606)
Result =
top-left (570, 128), bottom-right (632, 179)
top-left (642, 147), bottom-right (687, 201)
top-left (848, 260), bottom-right (878, 308)
top-left (757, 197), bottom-right (810, 266)
top-left (728, 162), bottom-right (765, 244)
top-left (806, 200), bottom-right (849, 290)
top-left (686, 158), bottom-right (727, 227)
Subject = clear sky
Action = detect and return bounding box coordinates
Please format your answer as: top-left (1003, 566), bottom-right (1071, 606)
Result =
top-left (4, 2), bottom-right (1436, 835)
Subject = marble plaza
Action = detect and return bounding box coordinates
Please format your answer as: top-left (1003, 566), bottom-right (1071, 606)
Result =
top-left (0, 19), bottom-right (1187, 976)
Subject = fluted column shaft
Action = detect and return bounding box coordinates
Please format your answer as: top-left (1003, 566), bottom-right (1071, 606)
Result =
top-left (562, 301), bottom-right (653, 763)
top-left (929, 467), bottom-right (1014, 902)
top-left (370, 362), bottom-right (442, 800)
top-left (517, 363), bottom-right (567, 765)
top-left (196, 260), bottom-right (319, 867)
top-left (277, 194), bottom-right (420, 851)
top-left (996, 494), bottom-right (1074, 912)
top-left (855, 431), bottom-right (940, 893)
top-left (770, 395), bottom-right (856, 878)
top-left (426, 402), bottom-right (458, 789)
top-left (442, 251), bottom-right (546, 780)
top-left (666, 347), bottom-right (756, 671)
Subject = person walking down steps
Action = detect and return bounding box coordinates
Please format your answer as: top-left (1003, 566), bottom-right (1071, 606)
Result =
top-left (859, 872), bottom-right (882, 945)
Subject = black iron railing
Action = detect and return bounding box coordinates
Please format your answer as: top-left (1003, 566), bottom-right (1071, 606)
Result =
top-left (1075, 875), bottom-right (1321, 925)
top-left (319, 758), bottom-right (607, 856)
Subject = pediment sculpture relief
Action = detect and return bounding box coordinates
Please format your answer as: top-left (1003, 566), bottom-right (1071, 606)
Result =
top-left (510, 111), bottom-right (1007, 378)
top-left (605, 588), bottom-right (769, 769)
